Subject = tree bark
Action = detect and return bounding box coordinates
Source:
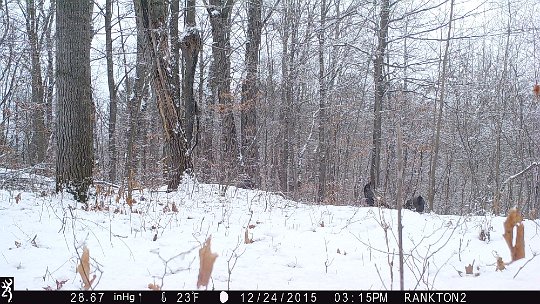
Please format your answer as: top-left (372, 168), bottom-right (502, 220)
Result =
top-left (43, 0), bottom-right (55, 157)
top-left (207, 0), bottom-right (237, 188)
top-left (396, 103), bottom-right (405, 290)
top-left (240, 0), bottom-right (262, 188)
top-left (371, 0), bottom-right (390, 188)
top-left (170, 0), bottom-right (181, 117)
top-left (181, 0), bottom-right (200, 158)
top-left (278, 0), bottom-right (295, 194)
top-left (26, 0), bottom-right (46, 165)
top-left (124, 0), bottom-right (149, 200)
top-left (55, 0), bottom-right (94, 203)
top-left (105, 0), bottom-right (117, 182)
top-left (317, 0), bottom-right (327, 203)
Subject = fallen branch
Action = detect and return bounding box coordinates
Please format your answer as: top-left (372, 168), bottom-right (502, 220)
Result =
top-left (513, 252), bottom-right (539, 279)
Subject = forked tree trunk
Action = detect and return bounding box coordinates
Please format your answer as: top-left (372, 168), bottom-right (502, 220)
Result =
top-left (181, 0), bottom-right (200, 156)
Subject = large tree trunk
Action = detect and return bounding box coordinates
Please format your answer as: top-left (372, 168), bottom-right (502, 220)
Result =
top-left (125, 0), bottom-right (149, 201)
top-left (181, 0), bottom-right (200, 158)
top-left (105, 0), bottom-right (117, 183)
top-left (207, 0), bottom-right (237, 188)
top-left (55, 0), bottom-right (94, 203)
top-left (371, 0), bottom-right (390, 188)
top-left (240, 0), bottom-right (262, 188)
top-left (140, 0), bottom-right (189, 191)
top-left (26, 0), bottom-right (46, 165)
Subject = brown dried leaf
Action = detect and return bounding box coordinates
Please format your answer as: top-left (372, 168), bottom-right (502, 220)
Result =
top-left (126, 197), bottom-right (136, 207)
top-left (76, 246), bottom-right (95, 290)
top-left (465, 262), bottom-right (474, 275)
top-left (496, 257), bottom-right (506, 271)
top-left (148, 283), bottom-right (161, 290)
top-left (172, 203), bottom-right (179, 213)
top-left (320, 221), bottom-right (325, 227)
top-left (15, 193), bottom-right (21, 204)
top-left (337, 248), bottom-right (341, 254)
top-left (244, 229), bottom-right (253, 244)
top-left (197, 236), bottom-right (218, 289)
top-left (95, 185), bottom-right (102, 196)
top-left (248, 224), bottom-right (256, 229)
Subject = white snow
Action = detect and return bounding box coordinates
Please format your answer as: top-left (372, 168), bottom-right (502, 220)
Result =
top-left (0, 176), bottom-right (539, 291)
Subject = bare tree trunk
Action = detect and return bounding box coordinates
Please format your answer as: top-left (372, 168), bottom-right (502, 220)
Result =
top-left (26, 0), bottom-right (46, 165)
top-left (207, 0), bottom-right (237, 188)
top-left (396, 102), bottom-right (405, 290)
top-left (105, 0), bottom-right (117, 182)
top-left (279, 5), bottom-right (290, 193)
top-left (181, 0), bottom-right (200, 159)
top-left (278, 0), bottom-right (296, 194)
top-left (197, 31), bottom-right (212, 177)
top-left (240, 0), bottom-right (262, 189)
top-left (170, 0), bottom-right (181, 107)
top-left (55, 0), bottom-right (94, 203)
top-left (43, 0), bottom-right (55, 159)
top-left (493, 0), bottom-right (512, 215)
top-left (371, 0), bottom-right (389, 188)
top-left (317, 0), bottom-right (327, 203)
top-left (124, 0), bottom-right (148, 202)
top-left (428, 0), bottom-right (454, 211)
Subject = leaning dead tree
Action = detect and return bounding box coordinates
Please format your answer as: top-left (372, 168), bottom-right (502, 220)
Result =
top-left (139, 0), bottom-right (190, 191)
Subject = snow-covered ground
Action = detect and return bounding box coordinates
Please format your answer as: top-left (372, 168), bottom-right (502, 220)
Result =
top-left (1, 175), bottom-right (539, 291)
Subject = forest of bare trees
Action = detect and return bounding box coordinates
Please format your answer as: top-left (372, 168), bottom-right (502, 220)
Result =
top-left (0, 0), bottom-right (539, 217)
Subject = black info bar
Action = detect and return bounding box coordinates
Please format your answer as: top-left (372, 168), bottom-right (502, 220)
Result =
top-left (1, 290), bottom-right (538, 304)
